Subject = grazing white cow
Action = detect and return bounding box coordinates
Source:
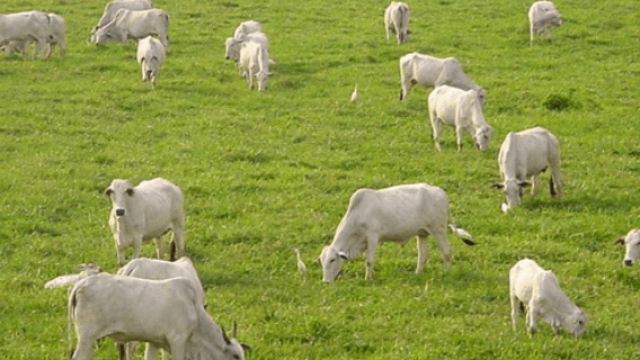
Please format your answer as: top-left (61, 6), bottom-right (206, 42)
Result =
top-left (105, 178), bottom-right (185, 267)
top-left (491, 127), bottom-right (562, 212)
top-left (384, 2), bottom-right (410, 44)
top-left (116, 257), bottom-right (206, 360)
top-left (318, 183), bottom-right (476, 282)
top-left (68, 275), bottom-right (250, 360)
top-left (3, 12), bottom-right (66, 58)
top-left (239, 39), bottom-right (271, 92)
top-left (225, 31), bottom-right (269, 63)
top-left (614, 229), bottom-right (640, 267)
top-left (428, 85), bottom-right (493, 152)
top-left (136, 36), bottom-right (165, 89)
top-left (528, 1), bottom-right (562, 44)
top-left (0, 11), bottom-right (50, 59)
top-left (93, 8), bottom-right (169, 48)
top-left (510, 259), bottom-right (587, 337)
top-left (92, 0), bottom-right (153, 41)
top-left (233, 20), bottom-right (262, 39)
top-left (44, 262), bottom-right (103, 289)
top-left (399, 53), bottom-right (485, 104)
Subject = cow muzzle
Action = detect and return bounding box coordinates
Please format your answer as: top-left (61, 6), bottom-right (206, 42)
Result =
top-left (115, 208), bottom-right (125, 216)
top-left (624, 259), bottom-right (633, 267)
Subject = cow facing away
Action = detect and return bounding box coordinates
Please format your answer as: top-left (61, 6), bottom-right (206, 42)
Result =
top-left (136, 36), bottom-right (165, 89)
top-left (491, 127), bottom-right (562, 212)
top-left (105, 178), bottom-right (185, 266)
top-left (528, 1), bottom-right (562, 44)
top-left (93, 8), bottom-right (169, 49)
top-left (116, 257), bottom-right (206, 360)
top-left (3, 12), bottom-right (66, 58)
top-left (318, 183), bottom-right (475, 282)
top-left (239, 39), bottom-right (271, 92)
top-left (399, 52), bottom-right (485, 104)
top-left (384, 1), bottom-right (410, 44)
top-left (510, 258), bottom-right (587, 337)
top-left (68, 275), bottom-right (250, 360)
top-left (614, 229), bottom-right (640, 267)
top-left (92, 0), bottom-right (153, 41)
top-left (0, 11), bottom-right (50, 59)
top-left (428, 85), bottom-right (493, 152)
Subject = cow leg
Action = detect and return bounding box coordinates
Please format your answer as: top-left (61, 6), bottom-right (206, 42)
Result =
top-left (531, 175), bottom-right (541, 197)
top-left (416, 236), bottom-right (428, 273)
top-left (71, 335), bottom-right (94, 360)
top-left (510, 293), bottom-right (519, 332)
top-left (115, 238), bottom-right (127, 267)
top-left (144, 343), bottom-right (160, 360)
top-left (155, 236), bottom-right (165, 260)
top-left (172, 218), bottom-right (186, 260)
top-left (549, 159), bottom-right (563, 198)
top-left (432, 230), bottom-right (451, 271)
top-left (430, 117), bottom-right (444, 152)
top-left (126, 341), bottom-right (138, 360)
top-left (364, 235), bottom-right (379, 280)
top-left (132, 236), bottom-right (143, 260)
top-left (455, 125), bottom-right (465, 152)
top-left (526, 301), bottom-right (538, 335)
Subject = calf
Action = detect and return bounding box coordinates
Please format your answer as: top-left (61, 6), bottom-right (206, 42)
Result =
top-left (239, 39), bottom-right (271, 92)
top-left (614, 229), bottom-right (640, 267)
top-left (399, 52), bottom-right (485, 104)
top-left (384, 1), bottom-right (410, 44)
top-left (319, 183), bottom-right (475, 282)
top-left (68, 275), bottom-right (249, 360)
top-left (93, 8), bottom-right (169, 48)
top-left (105, 178), bottom-right (185, 266)
top-left (428, 85), bottom-right (493, 152)
top-left (136, 36), bottom-right (166, 89)
top-left (491, 127), bottom-right (562, 212)
top-left (510, 258), bottom-right (587, 337)
top-left (528, 1), bottom-right (562, 44)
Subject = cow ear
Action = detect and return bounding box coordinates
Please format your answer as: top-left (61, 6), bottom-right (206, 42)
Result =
top-left (241, 343), bottom-right (252, 352)
top-left (104, 188), bottom-right (113, 197)
top-left (614, 238), bottom-right (625, 245)
top-left (338, 251), bottom-right (348, 260)
top-left (518, 181), bottom-right (532, 188)
top-left (407, 29), bottom-right (413, 34)
top-left (221, 325), bottom-right (231, 344)
top-left (126, 188), bottom-right (134, 196)
top-left (490, 183), bottom-right (504, 190)
top-left (316, 257), bottom-right (322, 265)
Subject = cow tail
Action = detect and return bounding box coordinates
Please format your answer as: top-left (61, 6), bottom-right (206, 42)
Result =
top-left (170, 240), bottom-right (177, 261)
top-left (549, 176), bottom-right (557, 197)
top-left (68, 285), bottom-right (80, 358)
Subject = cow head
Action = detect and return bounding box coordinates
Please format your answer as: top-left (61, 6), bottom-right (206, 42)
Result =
top-left (256, 71), bottom-right (270, 92)
top-left (220, 323), bottom-right (251, 360)
top-left (318, 246), bottom-right (347, 282)
top-left (562, 309), bottom-right (587, 337)
top-left (76, 262), bottom-right (103, 277)
top-left (491, 179), bottom-right (530, 212)
top-left (614, 229), bottom-right (640, 267)
top-left (474, 125), bottom-right (493, 151)
top-left (224, 37), bottom-right (242, 61)
top-left (105, 179), bottom-right (135, 217)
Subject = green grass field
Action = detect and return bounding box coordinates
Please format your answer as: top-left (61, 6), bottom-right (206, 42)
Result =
top-left (1, 0), bottom-right (640, 358)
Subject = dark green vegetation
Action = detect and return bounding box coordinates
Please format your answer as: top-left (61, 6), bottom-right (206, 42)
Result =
top-left (1, 0), bottom-right (640, 358)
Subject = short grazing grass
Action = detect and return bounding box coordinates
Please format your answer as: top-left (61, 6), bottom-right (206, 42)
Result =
top-left (1, 0), bottom-right (640, 359)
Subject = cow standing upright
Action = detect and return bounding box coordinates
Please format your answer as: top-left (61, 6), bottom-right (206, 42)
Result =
top-left (384, 2), bottom-right (410, 44)
top-left (0, 11), bottom-right (50, 59)
top-left (318, 183), bottom-right (475, 282)
top-left (105, 178), bottom-right (185, 266)
top-left (136, 36), bottom-right (166, 89)
top-left (528, 1), bottom-right (562, 44)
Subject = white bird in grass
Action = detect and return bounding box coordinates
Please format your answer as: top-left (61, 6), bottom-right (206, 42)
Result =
top-left (350, 84), bottom-right (358, 102)
top-left (294, 248), bottom-right (307, 273)
top-left (44, 262), bottom-right (103, 289)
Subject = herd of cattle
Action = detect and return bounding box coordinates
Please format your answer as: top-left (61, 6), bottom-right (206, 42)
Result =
top-left (1, 0), bottom-right (636, 357)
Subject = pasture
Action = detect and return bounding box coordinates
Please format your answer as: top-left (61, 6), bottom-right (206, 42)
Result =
top-left (1, 0), bottom-right (640, 358)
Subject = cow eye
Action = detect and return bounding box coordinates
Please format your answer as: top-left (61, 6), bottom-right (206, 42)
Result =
top-left (329, 259), bottom-right (335, 263)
